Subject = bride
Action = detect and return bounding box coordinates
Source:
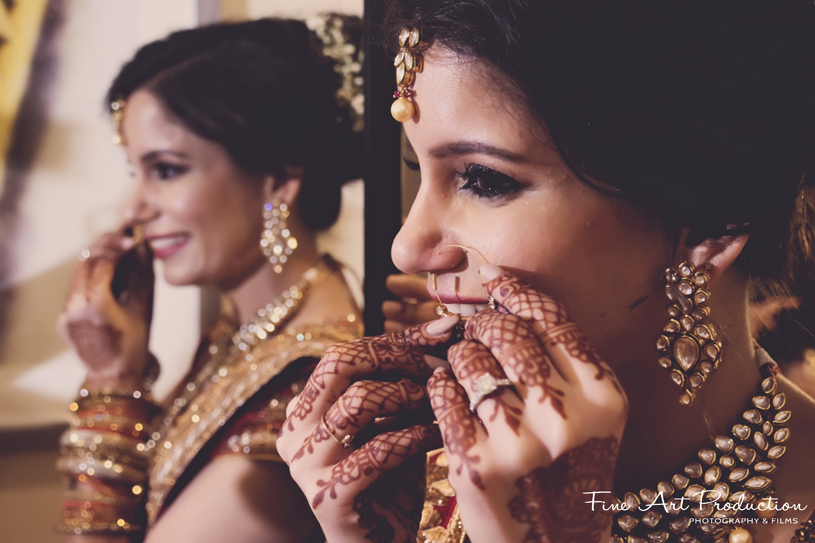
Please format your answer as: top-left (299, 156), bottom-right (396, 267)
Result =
top-left (277, 1), bottom-right (815, 542)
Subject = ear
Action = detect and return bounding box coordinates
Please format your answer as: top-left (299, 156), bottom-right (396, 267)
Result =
top-left (676, 229), bottom-right (750, 286)
top-left (261, 166), bottom-right (304, 207)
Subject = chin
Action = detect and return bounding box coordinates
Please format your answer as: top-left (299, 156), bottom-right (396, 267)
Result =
top-left (159, 264), bottom-right (202, 287)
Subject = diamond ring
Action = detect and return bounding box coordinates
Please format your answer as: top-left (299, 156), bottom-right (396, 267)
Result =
top-left (469, 373), bottom-right (514, 413)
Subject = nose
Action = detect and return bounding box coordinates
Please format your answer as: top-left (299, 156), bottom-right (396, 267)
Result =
top-left (391, 188), bottom-right (465, 274)
top-left (123, 179), bottom-right (159, 227)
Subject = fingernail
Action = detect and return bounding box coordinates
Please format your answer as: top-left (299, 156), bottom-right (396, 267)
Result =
top-left (478, 264), bottom-right (504, 281)
top-left (427, 314), bottom-right (459, 336)
top-left (433, 366), bottom-right (450, 375)
top-left (425, 355), bottom-right (452, 372)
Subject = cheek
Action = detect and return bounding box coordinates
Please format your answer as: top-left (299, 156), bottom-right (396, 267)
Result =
top-left (461, 195), bottom-right (667, 322)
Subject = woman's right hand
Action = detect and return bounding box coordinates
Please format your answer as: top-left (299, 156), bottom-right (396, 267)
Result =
top-left (58, 231), bottom-right (155, 391)
top-left (276, 317), bottom-right (460, 543)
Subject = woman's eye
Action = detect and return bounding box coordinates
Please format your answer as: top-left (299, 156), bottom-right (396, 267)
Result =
top-left (153, 162), bottom-right (188, 180)
top-left (457, 164), bottom-right (522, 199)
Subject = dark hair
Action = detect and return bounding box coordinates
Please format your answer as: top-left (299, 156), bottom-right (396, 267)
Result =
top-left (386, 0), bottom-right (815, 296)
top-left (107, 16), bottom-right (362, 231)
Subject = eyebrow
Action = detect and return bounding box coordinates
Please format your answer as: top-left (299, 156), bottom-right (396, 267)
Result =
top-left (140, 150), bottom-right (190, 163)
top-left (427, 141), bottom-right (526, 163)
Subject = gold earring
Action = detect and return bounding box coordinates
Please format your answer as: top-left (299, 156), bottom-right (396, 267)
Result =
top-left (260, 200), bottom-right (297, 274)
top-left (657, 261), bottom-right (722, 406)
top-left (391, 27), bottom-right (425, 122)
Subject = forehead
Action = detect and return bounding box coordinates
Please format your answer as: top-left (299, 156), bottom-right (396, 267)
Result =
top-left (405, 46), bottom-right (544, 153)
top-left (121, 90), bottom-right (196, 150)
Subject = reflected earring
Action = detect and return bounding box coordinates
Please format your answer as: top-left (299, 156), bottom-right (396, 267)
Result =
top-left (260, 200), bottom-right (297, 274)
top-left (657, 261), bottom-right (723, 406)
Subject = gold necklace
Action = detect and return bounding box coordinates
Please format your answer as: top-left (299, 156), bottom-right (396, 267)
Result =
top-left (144, 257), bottom-right (330, 450)
top-left (610, 357), bottom-right (791, 543)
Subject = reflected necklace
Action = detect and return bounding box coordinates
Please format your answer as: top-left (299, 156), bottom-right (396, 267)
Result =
top-left (144, 257), bottom-right (330, 450)
top-left (609, 356), bottom-right (803, 543)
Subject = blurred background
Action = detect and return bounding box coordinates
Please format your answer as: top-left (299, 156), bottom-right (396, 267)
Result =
top-left (0, 1), bottom-right (362, 541)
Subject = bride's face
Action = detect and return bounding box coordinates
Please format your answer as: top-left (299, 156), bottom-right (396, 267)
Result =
top-left (392, 48), bottom-right (671, 357)
top-left (122, 90), bottom-right (267, 288)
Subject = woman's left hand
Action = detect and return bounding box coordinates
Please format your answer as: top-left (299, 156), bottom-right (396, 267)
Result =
top-left (427, 265), bottom-right (628, 543)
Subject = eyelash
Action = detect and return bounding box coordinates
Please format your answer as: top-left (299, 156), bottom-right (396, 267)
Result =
top-left (455, 164), bottom-right (522, 199)
top-left (152, 162), bottom-right (188, 180)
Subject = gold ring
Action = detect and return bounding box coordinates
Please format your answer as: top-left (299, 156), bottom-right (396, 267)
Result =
top-left (320, 414), bottom-right (354, 449)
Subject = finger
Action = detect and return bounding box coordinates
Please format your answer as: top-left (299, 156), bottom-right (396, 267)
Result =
top-left (478, 265), bottom-right (571, 332)
top-left (478, 266), bottom-right (621, 396)
top-left (307, 423), bottom-right (441, 510)
top-left (292, 380), bottom-right (429, 463)
top-left (80, 234), bottom-right (133, 305)
top-left (446, 340), bottom-right (525, 436)
top-left (283, 316), bottom-right (459, 437)
top-left (427, 369), bottom-right (488, 490)
top-left (464, 310), bottom-right (570, 418)
top-left (385, 274), bottom-right (434, 301)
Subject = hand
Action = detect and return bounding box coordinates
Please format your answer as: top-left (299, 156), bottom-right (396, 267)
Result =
top-left (277, 318), bottom-right (460, 543)
top-left (382, 274), bottom-right (439, 333)
top-left (58, 231), bottom-right (155, 391)
top-left (427, 265), bottom-right (628, 543)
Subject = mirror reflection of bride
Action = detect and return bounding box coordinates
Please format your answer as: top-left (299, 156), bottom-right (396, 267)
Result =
top-left (56, 15), bottom-right (363, 543)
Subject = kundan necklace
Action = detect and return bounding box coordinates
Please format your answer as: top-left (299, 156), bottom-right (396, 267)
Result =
top-left (609, 353), bottom-right (810, 543)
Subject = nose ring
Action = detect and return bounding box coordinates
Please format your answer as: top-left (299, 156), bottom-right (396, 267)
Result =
top-left (431, 245), bottom-right (497, 321)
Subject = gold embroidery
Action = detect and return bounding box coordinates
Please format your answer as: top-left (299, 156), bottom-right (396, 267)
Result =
top-left (145, 321), bottom-right (360, 524)
top-left (419, 450), bottom-right (467, 543)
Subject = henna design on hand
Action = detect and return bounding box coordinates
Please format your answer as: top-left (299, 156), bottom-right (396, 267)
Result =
top-left (508, 436), bottom-right (618, 543)
top-left (485, 274), bottom-right (570, 330)
top-left (66, 321), bottom-right (123, 372)
top-left (543, 323), bottom-right (620, 390)
top-left (465, 312), bottom-right (566, 419)
top-left (447, 340), bottom-right (522, 434)
top-left (311, 424), bottom-right (439, 508)
top-left (289, 326), bottom-right (442, 431)
top-left (483, 273), bottom-right (622, 391)
top-left (295, 380), bottom-right (428, 459)
top-left (427, 371), bottom-right (485, 490)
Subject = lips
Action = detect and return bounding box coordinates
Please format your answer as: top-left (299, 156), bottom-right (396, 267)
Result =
top-left (146, 233), bottom-right (190, 259)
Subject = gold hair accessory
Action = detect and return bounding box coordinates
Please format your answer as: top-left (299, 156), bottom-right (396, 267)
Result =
top-left (260, 199), bottom-right (298, 274)
top-left (111, 99), bottom-right (126, 146)
top-left (391, 27), bottom-right (425, 123)
top-left (657, 261), bottom-right (722, 406)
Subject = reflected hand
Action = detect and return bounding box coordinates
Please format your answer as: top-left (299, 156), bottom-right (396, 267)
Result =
top-left (426, 266), bottom-right (628, 543)
top-left (383, 274), bottom-right (438, 333)
top-left (58, 231), bottom-right (155, 391)
top-left (277, 318), bottom-right (459, 543)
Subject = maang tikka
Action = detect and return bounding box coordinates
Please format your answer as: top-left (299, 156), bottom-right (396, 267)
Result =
top-left (657, 261), bottom-right (723, 406)
top-left (260, 200), bottom-right (297, 274)
top-left (391, 27), bottom-right (425, 123)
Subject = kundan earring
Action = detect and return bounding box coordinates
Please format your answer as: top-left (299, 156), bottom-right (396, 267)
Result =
top-left (657, 261), bottom-right (723, 406)
top-left (260, 200), bottom-right (297, 274)
top-left (391, 27), bottom-right (425, 122)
